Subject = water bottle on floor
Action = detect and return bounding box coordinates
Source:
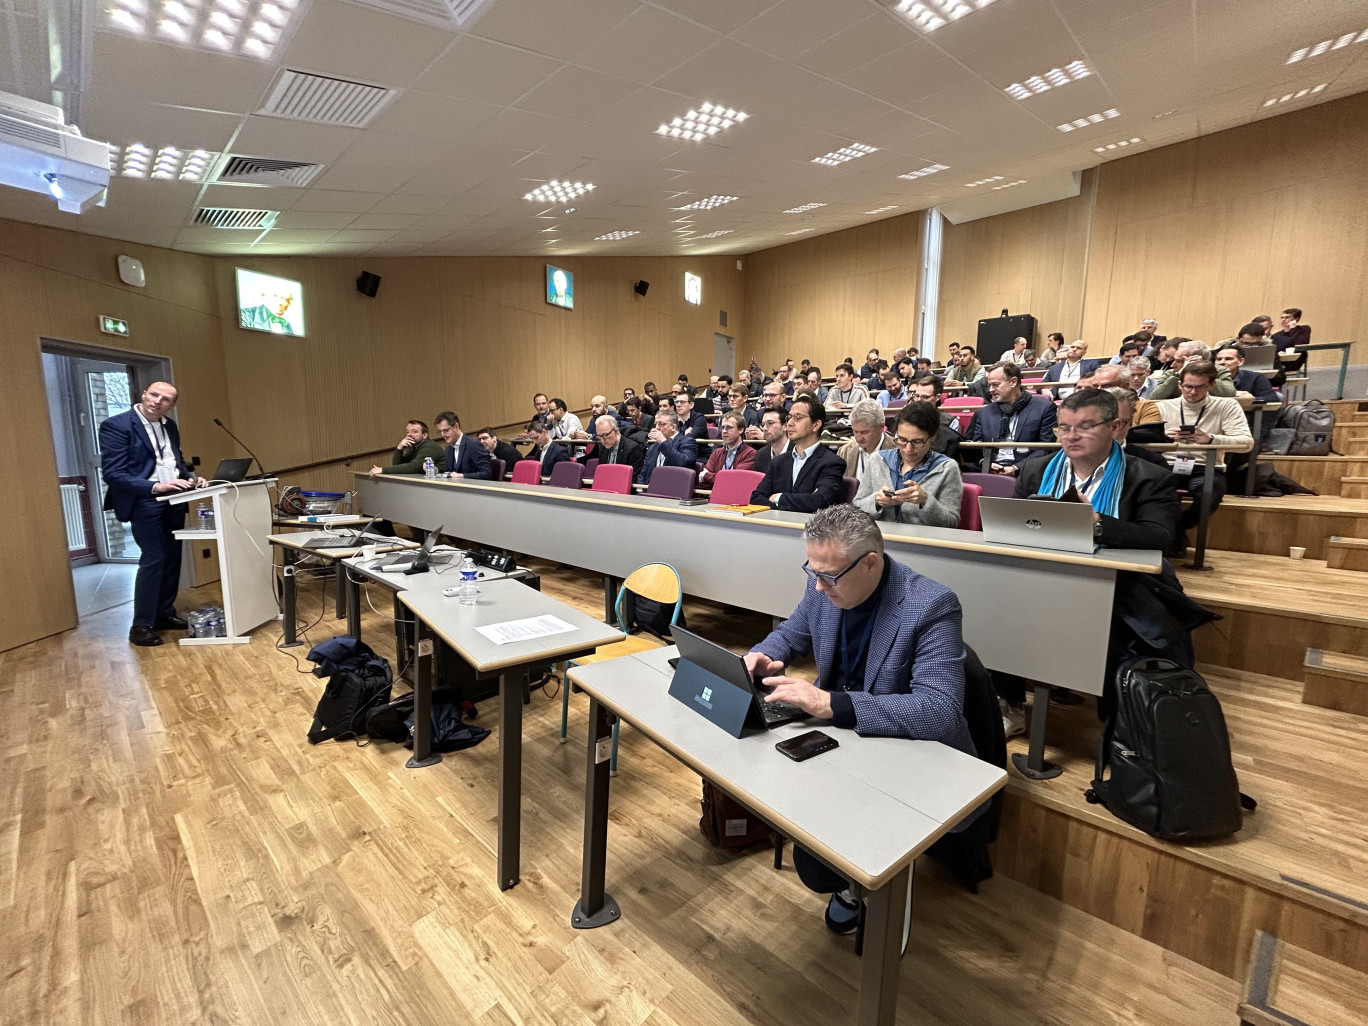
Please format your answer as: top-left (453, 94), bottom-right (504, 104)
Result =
top-left (458, 555), bottom-right (478, 606)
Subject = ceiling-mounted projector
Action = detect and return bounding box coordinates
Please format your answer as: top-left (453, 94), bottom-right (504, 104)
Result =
top-left (0, 91), bottom-right (110, 214)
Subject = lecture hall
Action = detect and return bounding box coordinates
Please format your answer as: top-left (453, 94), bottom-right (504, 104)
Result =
top-left (4, 1), bottom-right (1368, 1023)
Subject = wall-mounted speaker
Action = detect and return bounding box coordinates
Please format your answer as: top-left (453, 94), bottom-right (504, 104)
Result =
top-left (633, 280), bottom-right (650, 296)
top-left (356, 270), bottom-right (381, 298)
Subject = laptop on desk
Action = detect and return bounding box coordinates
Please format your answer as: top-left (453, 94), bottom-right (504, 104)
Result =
top-left (298, 515), bottom-right (380, 549)
top-left (667, 625), bottom-right (807, 738)
top-left (372, 526), bottom-right (455, 571)
top-left (978, 496), bottom-right (1098, 555)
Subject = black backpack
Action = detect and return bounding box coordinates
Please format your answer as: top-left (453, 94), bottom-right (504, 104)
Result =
top-left (1085, 658), bottom-right (1253, 842)
top-left (364, 689), bottom-right (492, 752)
top-left (306, 653), bottom-right (393, 744)
top-left (1273, 399), bottom-right (1335, 456)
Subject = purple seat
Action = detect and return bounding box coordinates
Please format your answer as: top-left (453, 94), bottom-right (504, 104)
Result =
top-left (490, 458), bottom-right (506, 481)
top-left (645, 465), bottom-right (696, 499)
top-left (706, 423), bottom-right (720, 439)
top-left (583, 457), bottom-right (599, 484)
top-left (962, 472), bottom-right (1016, 498)
top-left (548, 461), bottom-right (585, 489)
top-left (885, 398), bottom-right (908, 409)
top-left (839, 475), bottom-right (858, 504)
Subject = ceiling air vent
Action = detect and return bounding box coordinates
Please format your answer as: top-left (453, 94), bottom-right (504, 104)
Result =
top-left (256, 69), bottom-right (394, 128)
top-left (194, 207), bottom-right (280, 229)
top-left (213, 155), bottom-right (323, 187)
top-left (339, 0), bottom-right (495, 30)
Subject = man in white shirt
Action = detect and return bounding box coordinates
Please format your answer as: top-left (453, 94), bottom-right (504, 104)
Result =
top-left (1002, 336), bottom-right (1030, 365)
top-left (545, 398), bottom-right (584, 440)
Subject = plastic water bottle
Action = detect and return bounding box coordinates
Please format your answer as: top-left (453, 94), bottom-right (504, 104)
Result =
top-left (423, 457), bottom-right (436, 479)
top-left (197, 505), bottom-right (215, 531)
top-left (458, 555), bottom-right (478, 606)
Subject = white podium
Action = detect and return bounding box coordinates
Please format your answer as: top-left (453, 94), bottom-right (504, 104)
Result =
top-left (166, 479), bottom-right (278, 645)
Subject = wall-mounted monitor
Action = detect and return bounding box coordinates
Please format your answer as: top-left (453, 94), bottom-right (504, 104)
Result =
top-left (236, 268), bottom-right (305, 336)
top-left (546, 264), bottom-right (573, 309)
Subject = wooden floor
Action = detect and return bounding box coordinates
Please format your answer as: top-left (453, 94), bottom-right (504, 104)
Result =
top-left (0, 568), bottom-right (1241, 1026)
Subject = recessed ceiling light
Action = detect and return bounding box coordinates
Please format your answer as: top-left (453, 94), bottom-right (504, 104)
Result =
top-left (594, 230), bottom-right (640, 241)
top-left (107, 143), bottom-right (214, 180)
top-left (1286, 29), bottom-right (1368, 64)
top-left (865, 205), bottom-right (900, 215)
top-left (964, 176), bottom-right (1004, 187)
top-left (1093, 137), bottom-right (1144, 153)
top-left (898, 163), bottom-right (948, 181)
top-left (1152, 110), bottom-right (1177, 120)
top-left (1263, 83), bottom-right (1327, 107)
top-left (523, 180), bottom-right (595, 204)
top-left (1004, 60), bottom-right (1091, 100)
top-left (811, 143), bottom-right (877, 166)
top-left (783, 202), bottom-right (826, 214)
top-left (675, 195), bottom-right (738, 211)
top-left (1056, 108), bottom-right (1120, 132)
top-left (104, 0), bottom-right (302, 59)
top-left (892, 0), bottom-right (998, 34)
top-left (991, 179), bottom-right (1027, 191)
top-left (785, 228), bottom-right (814, 235)
top-left (655, 101), bottom-right (749, 143)
top-left (693, 230), bottom-right (734, 239)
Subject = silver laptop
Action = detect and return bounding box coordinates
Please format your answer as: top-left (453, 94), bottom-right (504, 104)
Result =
top-left (978, 496), bottom-right (1098, 554)
top-left (1239, 343), bottom-right (1277, 371)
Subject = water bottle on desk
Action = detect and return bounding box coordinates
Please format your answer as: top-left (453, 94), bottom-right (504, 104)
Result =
top-left (458, 555), bottom-right (478, 606)
top-left (423, 457), bottom-right (436, 479)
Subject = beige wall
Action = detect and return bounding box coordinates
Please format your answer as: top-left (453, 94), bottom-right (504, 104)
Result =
top-left (744, 215), bottom-right (923, 372)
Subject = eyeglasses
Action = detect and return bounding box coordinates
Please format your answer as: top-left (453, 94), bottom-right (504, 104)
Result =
top-left (801, 551), bottom-right (873, 586)
top-left (1054, 420), bottom-right (1113, 437)
top-left (595, 432), bottom-right (617, 441)
top-left (1178, 382), bottom-right (1211, 392)
top-left (894, 435), bottom-right (930, 449)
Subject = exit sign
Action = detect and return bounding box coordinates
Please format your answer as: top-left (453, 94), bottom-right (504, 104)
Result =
top-left (99, 315), bottom-right (129, 336)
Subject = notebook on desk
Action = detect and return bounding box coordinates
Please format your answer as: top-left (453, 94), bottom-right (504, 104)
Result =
top-left (978, 496), bottom-right (1098, 554)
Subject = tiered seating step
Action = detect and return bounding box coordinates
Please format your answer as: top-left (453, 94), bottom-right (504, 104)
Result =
top-left (1239, 931), bottom-right (1368, 1026)
top-left (1326, 535), bottom-right (1368, 569)
top-left (1303, 648), bottom-right (1368, 716)
top-left (1263, 456), bottom-right (1368, 497)
top-left (1205, 495), bottom-right (1368, 560)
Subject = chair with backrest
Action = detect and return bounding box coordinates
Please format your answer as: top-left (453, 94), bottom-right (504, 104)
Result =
top-left (490, 458), bottom-right (506, 481)
top-left (646, 465), bottom-right (696, 499)
top-left (706, 423), bottom-right (720, 439)
top-left (511, 460), bottom-right (541, 485)
top-left (582, 457), bottom-right (599, 484)
top-left (548, 461), bottom-right (585, 489)
top-left (839, 476), bottom-right (858, 504)
top-left (885, 397), bottom-right (908, 409)
top-left (559, 563), bottom-right (684, 775)
top-left (710, 469), bottom-right (764, 505)
top-left (961, 472), bottom-right (1016, 498)
top-left (591, 462), bottom-right (632, 495)
top-left (959, 482), bottom-right (983, 530)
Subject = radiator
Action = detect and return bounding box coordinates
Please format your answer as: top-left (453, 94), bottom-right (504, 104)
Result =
top-left (60, 483), bottom-right (87, 551)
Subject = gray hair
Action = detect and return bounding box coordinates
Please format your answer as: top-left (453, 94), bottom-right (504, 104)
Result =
top-left (1177, 340), bottom-right (1211, 361)
top-left (1128, 356), bottom-right (1151, 373)
top-left (655, 408), bottom-right (678, 428)
top-left (802, 504), bottom-right (884, 559)
top-left (1106, 386), bottom-right (1139, 406)
top-left (848, 399), bottom-right (885, 430)
top-left (594, 414), bottom-right (618, 433)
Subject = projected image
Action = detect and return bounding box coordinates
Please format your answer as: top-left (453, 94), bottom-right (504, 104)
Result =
top-left (546, 264), bottom-right (573, 309)
top-left (237, 268), bottom-right (305, 336)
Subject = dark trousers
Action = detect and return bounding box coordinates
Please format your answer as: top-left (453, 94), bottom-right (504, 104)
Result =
top-left (129, 497), bottom-right (186, 627)
top-left (793, 845), bottom-right (846, 894)
top-left (1177, 467), bottom-right (1227, 533)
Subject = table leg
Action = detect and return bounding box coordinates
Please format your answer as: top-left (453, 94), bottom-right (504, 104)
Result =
top-left (1335, 345), bottom-right (1348, 400)
top-left (497, 667), bottom-right (527, 891)
top-left (1190, 452), bottom-right (1215, 571)
top-left (334, 558), bottom-right (346, 618)
top-left (572, 696), bottom-right (619, 929)
top-left (346, 568), bottom-right (362, 638)
top-left (280, 560), bottom-right (302, 648)
top-left (857, 864), bottom-right (909, 1026)
top-left (405, 619), bottom-right (441, 770)
top-left (602, 574), bottom-right (618, 624)
top-left (1011, 684), bottom-right (1062, 779)
top-left (1245, 407), bottom-right (1265, 497)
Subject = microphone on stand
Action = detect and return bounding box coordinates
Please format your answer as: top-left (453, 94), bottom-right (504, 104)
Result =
top-left (214, 418), bottom-right (271, 479)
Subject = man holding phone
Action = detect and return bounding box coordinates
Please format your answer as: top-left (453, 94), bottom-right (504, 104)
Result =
top-left (742, 505), bottom-right (977, 935)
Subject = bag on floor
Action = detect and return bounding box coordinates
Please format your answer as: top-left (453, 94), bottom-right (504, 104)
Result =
top-left (1085, 658), bottom-right (1254, 841)
top-left (699, 780), bottom-right (773, 849)
top-left (306, 641), bottom-right (393, 744)
top-left (364, 689), bottom-right (491, 752)
top-left (1275, 400), bottom-right (1335, 456)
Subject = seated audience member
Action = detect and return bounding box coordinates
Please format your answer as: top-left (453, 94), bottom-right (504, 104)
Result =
top-left (525, 417), bottom-right (575, 475)
top-left (750, 379), bottom-right (792, 426)
top-left (774, 364), bottom-right (796, 396)
top-left (1123, 319), bottom-right (1167, 349)
top-left (571, 395), bottom-right (615, 439)
top-left (857, 402), bottom-right (963, 527)
top-left (617, 387), bottom-right (637, 419)
top-left (1041, 340), bottom-right (1099, 396)
top-left (433, 410), bottom-right (493, 480)
top-left (619, 397), bottom-right (655, 443)
top-left (673, 392), bottom-right (709, 439)
top-left (1146, 341), bottom-right (1236, 400)
top-left (739, 368), bottom-right (761, 397)
top-left (1270, 307), bottom-right (1311, 351)
top-left (945, 345), bottom-right (986, 385)
top-left (1150, 338), bottom-right (1185, 373)
top-left (888, 349), bottom-right (905, 366)
top-left (638, 409), bottom-right (699, 485)
top-left (698, 411), bottom-right (756, 484)
top-left (744, 504), bottom-right (977, 932)
top-left (640, 382), bottom-right (662, 416)
top-left (711, 374), bottom-right (734, 406)
top-left (837, 400), bottom-right (896, 482)
top-left (967, 362), bottom-right (1058, 475)
top-left (1129, 355), bottom-right (1157, 398)
top-left (895, 357), bottom-right (916, 386)
top-left (946, 341), bottom-right (961, 361)
top-left (825, 363), bottom-right (870, 410)
top-left (802, 367), bottom-right (828, 402)
top-left (858, 348), bottom-right (882, 384)
top-left (1002, 336), bottom-right (1030, 365)
top-left (877, 368), bottom-right (909, 407)
top-left (1215, 344), bottom-right (1278, 451)
top-left (545, 398), bottom-right (584, 440)
top-left (909, 374), bottom-right (963, 461)
top-left (476, 427), bottom-right (522, 475)
top-left (582, 414), bottom-right (646, 481)
top-left (532, 393), bottom-right (551, 420)
top-left (1019, 349), bottom-right (1043, 370)
top-left (369, 419), bottom-right (445, 477)
top-left (1086, 364), bottom-right (1160, 424)
top-left (1154, 361), bottom-right (1253, 555)
top-left (914, 356), bottom-right (937, 376)
top-left (751, 407), bottom-right (791, 473)
top-left (1236, 318), bottom-right (1301, 383)
top-left (750, 396), bottom-right (845, 511)
top-left (1040, 332), bottom-right (1065, 365)
top-left (1106, 387), bottom-right (1171, 470)
top-left (1108, 340), bottom-right (1144, 366)
top-left (730, 385), bottom-right (761, 429)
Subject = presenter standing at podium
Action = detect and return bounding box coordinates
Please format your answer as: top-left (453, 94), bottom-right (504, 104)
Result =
top-left (100, 381), bottom-right (207, 647)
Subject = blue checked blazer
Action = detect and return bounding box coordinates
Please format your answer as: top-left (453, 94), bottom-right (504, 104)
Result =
top-left (751, 558), bottom-right (975, 756)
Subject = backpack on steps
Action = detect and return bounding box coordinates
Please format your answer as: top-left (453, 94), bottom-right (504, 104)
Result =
top-left (1085, 658), bottom-right (1254, 842)
top-left (1274, 399), bottom-right (1335, 456)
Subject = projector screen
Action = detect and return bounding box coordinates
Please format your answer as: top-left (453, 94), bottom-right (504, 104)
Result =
top-left (546, 264), bottom-right (573, 309)
top-left (236, 267), bottom-right (305, 336)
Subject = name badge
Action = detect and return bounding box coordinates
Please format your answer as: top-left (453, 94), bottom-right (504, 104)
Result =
top-left (1172, 456), bottom-right (1196, 475)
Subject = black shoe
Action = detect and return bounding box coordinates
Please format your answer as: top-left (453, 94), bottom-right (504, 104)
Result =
top-left (129, 626), bottom-right (163, 647)
top-left (824, 889), bottom-right (862, 935)
top-left (154, 615), bottom-right (189, 631)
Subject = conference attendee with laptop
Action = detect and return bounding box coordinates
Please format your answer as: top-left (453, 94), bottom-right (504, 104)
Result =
top-left (368, 419), bottom-right (445, 477)
top-left (99, 380), bottom-right (208, 647)
top-left (858, 402), bottom-right (964, 528)
top-left (743, 505), bottom-right (978, 934)
top-left (749, 396), bottom-right (846, 512)
top-left (434, 411), bottom-right (493, 480)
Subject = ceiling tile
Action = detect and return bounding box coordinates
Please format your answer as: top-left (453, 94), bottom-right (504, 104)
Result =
top-left (653, 40), bottom-right (827, 109)
top-left (229, 117), bottom-right (363, 165)
top-left (514, 66), bottom-right (639, 118)
top-left (468, 0), bottom-right (640, 61)
top-left (289, 190), bottom-right (387, 212)
top-left (367, 91), bottom-right (503, 137)
top-left (311, 164), bottom-right (408, 192)
top-left (339, 129), bottom-right (461, 167)
top-left (83, 99), bottom-right (243, 152)
top-left (346, 212), bottom-right (423, 229)
top-left (277, 210), bottom-right (360, 229)
top-left (414, 35), bottom-right (562, 104)
top-left (279, 0), bottom-right (456, 87)
top-left (573, 6), bottom-right (722, 83)
top-left (730, 0), bottom-right (874, 61)
top-left (651, 0), bottom-right (781, 35)
top-left (92, 32), bottom-right (276, 112)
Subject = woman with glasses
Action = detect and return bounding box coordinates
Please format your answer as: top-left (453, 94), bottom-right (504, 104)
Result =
top-left (854, 402), bottom-right (963, 527)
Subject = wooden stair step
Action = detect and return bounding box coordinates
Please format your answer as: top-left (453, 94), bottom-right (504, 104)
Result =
top-left (1239, 931), bottom-right (1368, 1026)
top-left (1326, 535), bottom-right (1368, 570)
top-left (1302, 647), bottom-right (1368, 716)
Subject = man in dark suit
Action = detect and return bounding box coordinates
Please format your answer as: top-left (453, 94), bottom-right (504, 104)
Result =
top-left (475, 427), bottom-right (522, 477)
top-left (967, 362), bottom-right (1058, 476)
top-left (638, 409), bottom-right (698, 485)
top-left (525, 417), bottom-right (574, 476)
top-left (434, 411), bottom-right (492, 480)
top-left (1041, 340), bottom-right (1101, 396)
top-left (1215, 344), bottom-right (1279, 451)
top-left (99, 380), bottom-right (207, 646)
top-left (581, 415), bottom-right (646, 482)
top-left (673, 392), bottom-right (709, 440)
top-left (751, 407), bottom-right (791, 475)
top-left (750, 396), bottom-right (846, 512)
top-left (619, 397), bottom-right (654, 444)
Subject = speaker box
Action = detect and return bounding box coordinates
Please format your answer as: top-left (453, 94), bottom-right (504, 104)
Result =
top-left (356, 271), bottom-right (381, 298)
top-left (976, 313), bottom-right (1037, 363)
top-left (634, 280), bottom-right (649, 296)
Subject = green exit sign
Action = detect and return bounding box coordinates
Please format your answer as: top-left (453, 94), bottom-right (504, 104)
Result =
top-left (99, 315), bottom-right (129, 336)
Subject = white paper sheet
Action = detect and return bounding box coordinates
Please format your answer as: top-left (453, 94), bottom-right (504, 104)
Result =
top-left (475, 614), bottom-right (577, 646)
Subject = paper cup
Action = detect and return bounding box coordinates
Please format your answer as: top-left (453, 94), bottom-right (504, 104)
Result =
top-left (1289, 546), bottom-right (1306, 559)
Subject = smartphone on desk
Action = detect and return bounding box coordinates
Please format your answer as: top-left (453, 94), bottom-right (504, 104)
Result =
top-left (776, 729), bottom-right (839, 762)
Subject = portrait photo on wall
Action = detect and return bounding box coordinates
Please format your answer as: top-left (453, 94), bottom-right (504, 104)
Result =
top-left (237, 268), bottom-right (306, 336)
top-left (546, 264), bottom-right (574, 309)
